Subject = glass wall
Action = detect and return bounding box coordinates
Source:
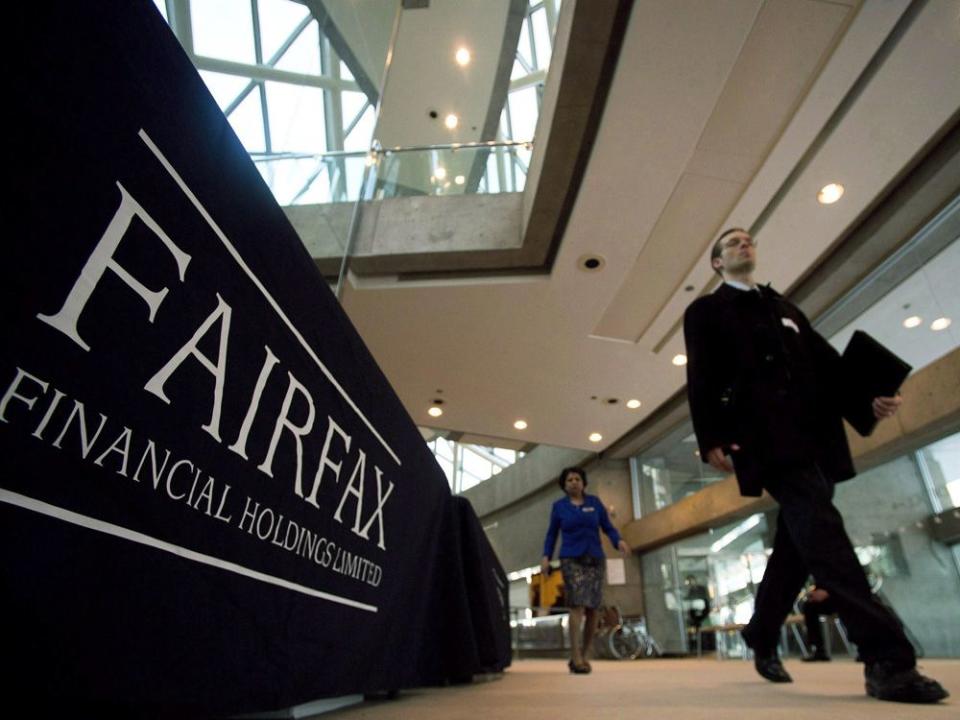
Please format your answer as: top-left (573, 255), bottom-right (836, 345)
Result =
top-left (827, 234), bottom-right (959, 374)
top-left (920, 432), bottom-right (960, 510)
top-left (640, 433), bottom-right (960, 658)
top-left (640, 513), bottom-right (770, 655)
top-left (426, 435), bottom-right (525, 494)
top-left (634, 421), bottom-right (726, 515)
top-left (833, 434), bottom-right (960, 658)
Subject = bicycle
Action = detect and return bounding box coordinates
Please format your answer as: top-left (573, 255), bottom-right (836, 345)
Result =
top-left (593, 606), bottom-right (662, 660)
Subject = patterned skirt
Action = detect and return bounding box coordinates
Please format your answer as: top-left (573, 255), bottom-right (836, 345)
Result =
top-left (560, 557), bottom-right (604, 609)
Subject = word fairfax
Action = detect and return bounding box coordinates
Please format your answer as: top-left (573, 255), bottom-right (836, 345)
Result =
top-left (32, 179), bottom-right (394, 550)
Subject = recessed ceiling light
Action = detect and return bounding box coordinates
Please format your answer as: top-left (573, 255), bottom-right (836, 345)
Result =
top-left (428, 406), bottom-right (443, 418)
top-left (514, 419), bottom-right (528, 430)
top-left (434, 166), bottom-right (447, 180)
top-left (903, 315), bottom-right (922, 329)
top-left (931, 317), bottom-right (952, 331)
top-left (444, 113), bottom-right (459, 129)
top-left (626, 399), bottom-right (642, 409)
top-left (672, 354), bottom-right (687, 366)
top-left (588, 432), bottom-right (603, 443)
top-left (455, 47), bottom-right (471, 66)
top-left (454, 175), bottom-right (465, 185)
top-left (817, 183), bottom-right (844, 204)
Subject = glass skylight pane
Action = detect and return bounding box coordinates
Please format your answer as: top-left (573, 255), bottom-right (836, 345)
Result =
top-left (499, 106), bottom-right (512, 140)
top-left (293, 165), bottom-right (331, 205)
top-left (341, 91), bottom-right (367, 129)
top-left (199, 70), bottom-right (252, 113)
top-left (344, 106), bottom-right (375, 151)
top-left (516, 17), bottom-right (533, 68)
top-left (340, 60), bottom-right (355, 81)
top-left (258, 157), bottom-right (321, 205)
top-left (510, 57), bottom-right (526, 81)
top-left (227, 90), bottom-right (266, 152)
top-left (436, 438), bottom-right (454, 460)
top-left (508, 86), bottom-right (538, 141)
top-left (274, 22), bottom-right (321, 75)
top-left (462, 448), bottom-right (492, 479)
top-left (258, 0), bottom-right (310, 62)
top-left (191, 0), bottom-right (256, 64)
top-left (828, 238), bottom-right (960, 374)
top-left (265, 81), bottom-right (326, 153)
top-left (531, 8), bottom-right (552, 68)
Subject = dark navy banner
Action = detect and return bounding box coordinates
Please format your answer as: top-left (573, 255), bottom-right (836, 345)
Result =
top-left (4, 2), bottom-right (507, 715)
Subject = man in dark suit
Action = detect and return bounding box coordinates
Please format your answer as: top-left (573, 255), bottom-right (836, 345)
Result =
top-left (682, 228), bottom-right (947, 704)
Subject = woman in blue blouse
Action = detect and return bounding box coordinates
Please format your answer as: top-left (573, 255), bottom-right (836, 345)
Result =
top-left (541, 466), bottom-right (630, 673)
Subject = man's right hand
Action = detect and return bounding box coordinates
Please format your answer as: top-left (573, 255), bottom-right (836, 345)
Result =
top-left (540, 557), bottom-right (551, 575)
top-left (706, 445), bottom-right (739, 473)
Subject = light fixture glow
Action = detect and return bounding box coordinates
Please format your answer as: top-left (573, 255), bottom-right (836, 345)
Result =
top-left (710, 515), bottom-right (761, 553)
top-left (626, 399), bottom-right (642, 409)
top-left (364, 152), bottom-right (376, 167)
top-left (514, 419), bottom-right (528, 430)
top-left (454, 175), bottom-right (465, 185)
top-left (817, 183), bottom-right (844, 204)
top-left (672, 354), bottom-right (687, 367)
top-left (444, 113), bottom-right (459, 130)
top-left (434, 166), bottom-right (447, 180)
top-left (931, 317), bottom-right (952, 332)
top-left (903, 315), bottom-right (922, 329)
top-left (455, 47), bottom-right (471, 66)
top-left (588, 432), bottom-right (603, 443)
top-left (428, 406), bottom-right (443, 418)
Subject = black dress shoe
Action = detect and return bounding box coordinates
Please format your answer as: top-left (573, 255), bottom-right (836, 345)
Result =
top-left (754, 654), bottom-right (792, 683)
top-left (802, 649), bottom-right (830, 662)
top-left (865, 662), bottom-right (949, 703)
top-left (568, 660), bottom-right (590, 674)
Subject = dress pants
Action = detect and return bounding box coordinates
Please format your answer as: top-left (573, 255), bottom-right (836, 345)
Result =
top-left (741, 463), bottom-right (915, 667)
top-left (801, 594), bottom-right (837, 650)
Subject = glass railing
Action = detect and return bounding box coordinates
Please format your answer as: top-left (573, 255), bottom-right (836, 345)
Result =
top-left (251, 150), bottom-right (371, 207)
top-left (252, 140), bottom-right (532, 206)
top-left (373, 141), bottom-right (533, 199)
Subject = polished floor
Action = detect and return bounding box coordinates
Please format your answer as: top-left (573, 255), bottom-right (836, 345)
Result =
top-left (314, 657), bottom-right (958, 720)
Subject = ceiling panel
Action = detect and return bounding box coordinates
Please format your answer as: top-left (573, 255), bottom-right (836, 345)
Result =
top-left (592, 0), bottom-right (853, 344)
top-left (591, 171), bottom-right (745, 341)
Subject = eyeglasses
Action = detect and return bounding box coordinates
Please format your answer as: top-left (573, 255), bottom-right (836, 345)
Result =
top-left (722, 234), bottom-right (757, 249)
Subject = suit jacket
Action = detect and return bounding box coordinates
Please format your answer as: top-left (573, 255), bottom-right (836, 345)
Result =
top-left (683, 283), bottom-right (855, 497)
